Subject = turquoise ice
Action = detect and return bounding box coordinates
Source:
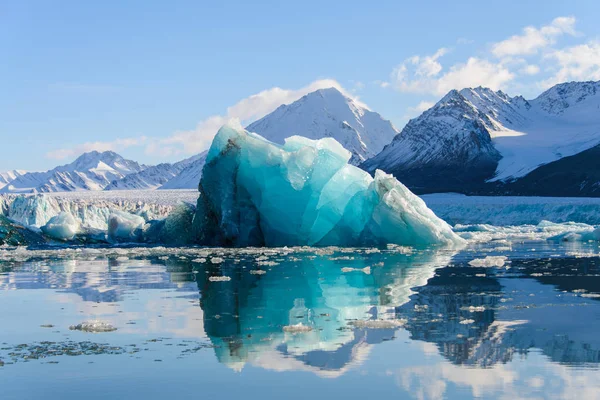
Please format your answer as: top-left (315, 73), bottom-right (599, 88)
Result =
top-left (193, 122), bottom-right (463, 247)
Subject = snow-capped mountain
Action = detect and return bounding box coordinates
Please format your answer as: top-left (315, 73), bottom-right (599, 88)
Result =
top-left (0, 170), bottom-right (26, 190)
top-left (158, 151), bottom-right (207, 190)
top-left (105, 153), bottom-right (205, 190)
top-left (0, 151), bottom-right (146, 193)
top-left (247, 87), bottom-right (399, 165)
top-left (363, 81), bottom-right (600, 195)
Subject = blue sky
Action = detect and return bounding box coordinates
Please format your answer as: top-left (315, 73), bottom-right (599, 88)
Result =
top-left (2, 0), bottom-right (600, 171)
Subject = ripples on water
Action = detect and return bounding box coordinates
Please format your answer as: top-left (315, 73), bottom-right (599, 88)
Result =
top-left (1, 241), bottom-right (600, 399)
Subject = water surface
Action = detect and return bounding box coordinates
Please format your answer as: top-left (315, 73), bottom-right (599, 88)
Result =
top-left (1, 242), bottom-right (600, 399)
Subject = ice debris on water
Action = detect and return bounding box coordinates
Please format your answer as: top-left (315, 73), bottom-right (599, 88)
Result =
top-left (282, 323), bottom-right (313, 333)
top-left (461, 306), bottom-right (486, 312)
top-left (459, 319), bottom-right (475, 325)
top-left (341, 266), bottom-right (371, 274)
top-left (469, 256), bottom-right (508, 267)
top-left (348, 319), bottom-right (407, 329)
top-left (192, 122), bottom-right (463, 247)
top-left (208, 276), bottom-right (231, 282)
top-left (249, 269), bottom-right (267, 275)
top-left (69, 320), bottom-right (117, 333)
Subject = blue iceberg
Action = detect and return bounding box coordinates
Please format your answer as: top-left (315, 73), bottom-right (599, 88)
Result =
top-left (192, 122), bottom-right (463, 247)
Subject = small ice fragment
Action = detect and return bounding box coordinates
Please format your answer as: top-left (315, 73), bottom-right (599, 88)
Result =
top-left (348, 319), bottom-right (407, 329)
top-left (461, 306), bottom-right (485, 312)
top-left (341, 266), bottom-right (371, 274)
top-left (249, 270), bottom-right (266, 275)
top-left (283, 323), bottom-right (313, 333)
top-left (208, 276), bottom-right (231, 282)
top-left (210, 257), bottom-right (224, 264)
top-left (468, 256), bottom-right (507, 267)
top-left (459, 319), bottom-right (475, 325)
top-left (69, 320), bottom-right (117, 333)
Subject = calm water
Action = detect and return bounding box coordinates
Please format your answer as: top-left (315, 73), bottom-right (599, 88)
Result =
top-left (1, 242), bottom-right (600, 399)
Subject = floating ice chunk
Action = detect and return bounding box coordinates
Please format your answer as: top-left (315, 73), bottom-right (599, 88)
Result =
top-left (548, 226), bottom-right (600, 242)
top-left (41, 212), bottom-right (80, 240)
top-left (348, 319), bottom-right (407, 329)
top-left (208, 276), bottom-right (231, 282)
top-left (468, 256), bottom-right (508, 267)
top-left (459, 319), bottom-right (475, 325)
top-left (107, 211), bottom-right (145, 241)
top-left (69, 320), bottom-right (117, 333)
top-left (282, 323), bottom-right (313, 333)
top-left (461, 306), bottom-right (486, 312)
top-left (249, 269), bottom-right (267, 275)
top-left (341, 266), bottom-right (371, 274)
top-left (193, 123), bottom-right (464, 247)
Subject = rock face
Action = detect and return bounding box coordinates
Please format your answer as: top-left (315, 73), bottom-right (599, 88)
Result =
top-left (1, 151), bottom-right (146, 193)
top-left (191, 123), bottom-right (462, 247)
top-left (362, 81), bottom-right (600, 196)
top-left (247, 87), bottom-right (399, 165)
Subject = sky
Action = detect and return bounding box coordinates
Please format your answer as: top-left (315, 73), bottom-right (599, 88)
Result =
top-left (2, 0), bottom-right (600, 171)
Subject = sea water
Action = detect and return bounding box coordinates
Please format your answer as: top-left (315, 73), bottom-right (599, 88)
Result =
top-left (1, 238), bottom-right (600, 399)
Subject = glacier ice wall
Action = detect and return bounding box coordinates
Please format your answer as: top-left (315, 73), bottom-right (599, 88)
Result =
top-left (423, 194), bottom-right (600, 226)
top-left (0, 193), bottom-right (173, 230)
top-left (192, 123), bottom-right (463, 247)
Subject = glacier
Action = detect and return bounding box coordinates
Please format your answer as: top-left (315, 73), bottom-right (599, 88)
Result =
top-left (192, 123), bottom-right (463, 247)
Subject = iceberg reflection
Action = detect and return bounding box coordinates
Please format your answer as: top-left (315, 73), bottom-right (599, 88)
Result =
top-left (195, 248), bottom-right (454, 374)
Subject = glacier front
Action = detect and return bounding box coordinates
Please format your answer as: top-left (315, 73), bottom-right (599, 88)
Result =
top-left (192, 123), bottom-right (463, 247)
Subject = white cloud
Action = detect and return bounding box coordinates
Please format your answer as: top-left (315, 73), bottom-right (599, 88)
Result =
top-left (491, 16), bottom-right (577, 58)
top-left (407, 101), bottom-right (435, 116)
top-left (46, 137), bottom-right (147, 160)
top-left (148, 79), bottom-right (362, 156)
top-left (540, 41), bottom-right (600, 88)
top-left (373, 80), bottom-right (390, 88)
top-left (521, 64), bottom-right (541, 75)
top-left (437, 58), bottom-right (514, 93)
top-left (404, 100), bottom-right (436, 120)
top-left (392, 49), bottom-right (514, 96)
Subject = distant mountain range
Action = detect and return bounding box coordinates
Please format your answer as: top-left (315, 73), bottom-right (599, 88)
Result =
top-left (362, 81), bottom-right (600, 196)
top-left (4, 82), bottom-right (600, 196)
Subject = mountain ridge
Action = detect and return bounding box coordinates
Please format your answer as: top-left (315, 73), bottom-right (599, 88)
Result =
top-left (362, 80), bottom-right (600, 195)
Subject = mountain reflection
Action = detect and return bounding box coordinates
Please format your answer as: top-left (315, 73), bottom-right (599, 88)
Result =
top-left (397, 257), bottom-right (600, 367)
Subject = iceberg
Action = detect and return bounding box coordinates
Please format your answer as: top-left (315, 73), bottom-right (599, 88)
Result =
top-left (41, 212), bottom-right (80, 240)
top-left (192, 122), bottom-right (463, 247)
top-left (107, 211), bottom-right (145, 242)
